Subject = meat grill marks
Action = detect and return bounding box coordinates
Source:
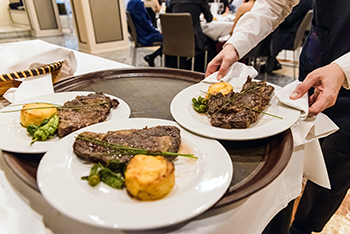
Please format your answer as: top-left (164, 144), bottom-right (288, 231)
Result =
top-left (208, 77), bottom-right (274, 129)
top-left (57, 92), bottom-right (119, 138)
top-left (73, 125), bottom-right (181, 164)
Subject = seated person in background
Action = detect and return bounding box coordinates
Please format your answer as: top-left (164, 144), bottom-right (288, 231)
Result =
top-left (168, 0), bottom-right (216, 72)
top-left (229, 0), bottom-right (255, 35)
top-left (208, 0), bottom-right (230, 15)
top-left (269, 0), bottom-right (313, 70)
top-left (127, 0), bottom-right (163, 67)
top-left (9, 0), bottom-right (23, 10)
top-left (143, 0), bottom-right (161, 28)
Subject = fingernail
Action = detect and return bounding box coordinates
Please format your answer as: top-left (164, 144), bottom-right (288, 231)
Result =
top-left (217, 74), bottom-right (223, 80)
top-left (290, 92), bottom-right (298, 99)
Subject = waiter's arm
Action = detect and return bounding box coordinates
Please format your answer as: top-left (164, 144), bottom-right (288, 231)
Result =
top-left (205, 0), bottom-right (299, 78)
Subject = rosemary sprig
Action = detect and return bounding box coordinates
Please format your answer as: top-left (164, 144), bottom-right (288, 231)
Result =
top-left (198, 83), bottom-right (283, 119)
top-left (0, 101), bottom-right (111, 113)
top-left (242, 106), bottom-right (283, 119)
top-left (76, 135), bottom-right (198, 159)
top-left (210, 83), bottom-right (260, 117)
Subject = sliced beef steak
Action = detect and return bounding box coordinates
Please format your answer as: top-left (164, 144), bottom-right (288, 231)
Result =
top-left (73, 125), bottom-right (181, 164)
top-left (208, 77), bottom-right (275, 129)
top-left (57, 92), bottom-right (119, 138)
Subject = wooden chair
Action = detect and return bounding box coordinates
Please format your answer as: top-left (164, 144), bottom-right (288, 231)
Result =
top-left (126, 11), bottom-right (162, 66)
top-left (159, 13), bottom-right (208, 71)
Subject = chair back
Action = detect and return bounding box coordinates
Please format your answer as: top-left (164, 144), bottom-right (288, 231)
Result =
top-left (160, 13), bottom-right (196, 58)
top-left (293, 10), bottom-right (313, 50)
top-left (126, 11), bottom-right (139, 46)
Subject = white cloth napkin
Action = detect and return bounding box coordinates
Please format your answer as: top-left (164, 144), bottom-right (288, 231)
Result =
top-left (3, 73), bottom-right (53, 103)
top-left (0, 40), bottom-right (77, 104)
top-left (275, 80), bottom-right (309, 120)
top-left (0, 39), bottom-right (77, 80)
top-left (201, 21), bottom-right (234, 41)
top-left (0, 170), bottom-right (51, 234)
top-left (202, 62), bottom-right (258, 83)
top-left (275, 80), bottom-right (339, 189)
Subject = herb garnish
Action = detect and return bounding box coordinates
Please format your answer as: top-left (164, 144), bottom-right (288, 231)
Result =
top-left (76, 135), bottom-right (198, 159)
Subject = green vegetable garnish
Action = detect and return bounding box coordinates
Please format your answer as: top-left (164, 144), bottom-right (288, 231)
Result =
top-left (192, 96), bottom-right (208, 113)
top-left (26, 118), bottom-right (50, 136)
top-left (88, 175), bottom-right (100, 187)
top-left (87, 163), bottom-right (101, 186)
top-left (29, 114), bottom-right (60, 144)
top-left (81, 160), bottom-right (126, 189)
top-left (98, 165), bottom-right (125, 189)
top-left (26, 124), bottom-right (39, 136)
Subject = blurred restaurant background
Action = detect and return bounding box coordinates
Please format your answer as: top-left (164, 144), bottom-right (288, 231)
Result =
top-left (0, 0), bottom-right (293, 84)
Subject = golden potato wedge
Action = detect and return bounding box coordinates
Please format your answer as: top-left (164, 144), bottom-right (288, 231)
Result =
top-left (207, 82), bottom-right (233, 96)
top-left (20, 103), bottom-right (57, 127)
top-left (125, 154), bottom-right (175, 201)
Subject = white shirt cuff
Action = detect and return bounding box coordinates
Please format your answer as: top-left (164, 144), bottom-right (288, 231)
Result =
top-left (332, 52), bottom-right (350, 89)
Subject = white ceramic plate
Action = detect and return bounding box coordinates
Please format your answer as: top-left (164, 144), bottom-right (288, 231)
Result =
top-left (37, 118), bottom-right (233, 230)
top-left (171, 80), bottom-right (301, 140)
top-left (0, 92), bottom-right (131, 153)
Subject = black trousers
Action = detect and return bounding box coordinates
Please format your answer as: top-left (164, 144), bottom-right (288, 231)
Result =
top-left (263, 131), bottom-right (350, 234)
top-left (292, 131), bottom-right (350, 232)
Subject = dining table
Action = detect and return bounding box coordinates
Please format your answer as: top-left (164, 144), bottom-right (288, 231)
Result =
top-left (0, 39), bottom-right (332, 234)
top-left (201, 13), bottom-right (235, 42)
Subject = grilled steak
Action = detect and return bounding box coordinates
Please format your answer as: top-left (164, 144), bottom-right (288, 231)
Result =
top-left (208, 77), bottom-right (274, 129)
top-left (57, 92), bottom-right (119, 137)
top-left (73, 125), bottom-right (181, 163)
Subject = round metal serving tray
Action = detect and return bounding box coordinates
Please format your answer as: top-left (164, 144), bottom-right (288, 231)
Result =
top-left (1, 67), bottom-right (293, 208)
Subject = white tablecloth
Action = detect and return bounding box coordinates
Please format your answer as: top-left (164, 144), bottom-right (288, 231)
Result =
top-left (201, 15), bottom-right (235, 41)
top-left (0, 40), bottom-right (330, 234)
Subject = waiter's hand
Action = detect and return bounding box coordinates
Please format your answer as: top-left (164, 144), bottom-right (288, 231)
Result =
top-left (290, 63), bottom-right (345, 116)
top-left (205, 44), bottom-right (239, 80)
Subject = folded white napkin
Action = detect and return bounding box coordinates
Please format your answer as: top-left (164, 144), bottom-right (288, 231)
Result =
top-left (275, 80), bottom-right (338, 145)
top-left (275, 80), bottom-right (338, 189)
top-left (202, 62), bottom-right (258, 83)
top-left (0, 40), bottom-right (77, 104)
top-left (0, 40), bottom-right (77, 80)
top-left (275, 80), bottom-right (309, 120)
top-left (4, 73), bottom-right (53, 104)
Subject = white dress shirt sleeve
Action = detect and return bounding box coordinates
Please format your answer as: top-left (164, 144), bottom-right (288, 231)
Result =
top-left (332, 52), bottom-right (350, 89)
top-left (226, 0), bottom-right (300, 58)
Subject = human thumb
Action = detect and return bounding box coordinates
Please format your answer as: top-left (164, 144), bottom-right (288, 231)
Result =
top-left (289, 83), bottom-right (307, 100)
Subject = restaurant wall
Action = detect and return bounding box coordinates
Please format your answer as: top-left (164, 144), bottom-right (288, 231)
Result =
top-left (0, 0), bottom-right (11, 26)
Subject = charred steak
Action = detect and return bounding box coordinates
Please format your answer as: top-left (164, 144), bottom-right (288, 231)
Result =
top-left (57, 92), bottom-right (119, 138)
top-left (208, 77), bottom-right (274, 129)
top-left (73, 125), bottom-right (181, 164)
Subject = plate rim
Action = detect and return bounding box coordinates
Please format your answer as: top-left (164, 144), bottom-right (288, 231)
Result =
top-left (37, 118), bottom-right (233, 230)
top-left (0, 91), bottom-right (131, 154)
top-left (170, 81), bottom-right (300, 140)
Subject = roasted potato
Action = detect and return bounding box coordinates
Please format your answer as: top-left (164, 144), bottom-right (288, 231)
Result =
top-left (125, 154), bottom-right (175, 201)
top-left (20, 103), bottom-right (57, 127)
top-left (207, 82), bottom-right (233, 97)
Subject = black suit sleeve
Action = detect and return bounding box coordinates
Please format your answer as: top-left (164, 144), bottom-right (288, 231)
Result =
top-left (201, 0), bottom-right (213, 22)
top-left (280, 0), bottom-right (313, 28)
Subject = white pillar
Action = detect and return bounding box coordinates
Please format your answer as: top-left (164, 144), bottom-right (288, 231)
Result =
top-left (23, 0), bottom-right (63, 37)
top-left (69, 0), bottom-right (129, 54)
